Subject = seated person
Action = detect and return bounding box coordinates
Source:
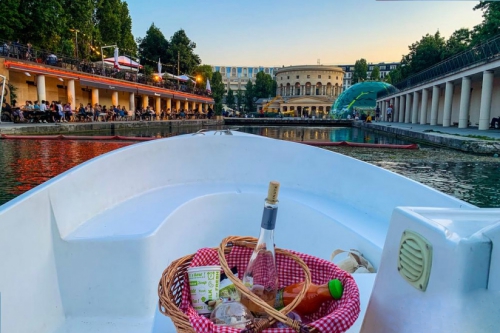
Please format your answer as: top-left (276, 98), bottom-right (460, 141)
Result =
top-left (490, 116), bottom-right (500, 129)
top-left (78, 103), bottom-right (86, 120)
top-left (179, 109), bottom-right (186, 119)
top-left (365, 114), bottom-right (372, 123)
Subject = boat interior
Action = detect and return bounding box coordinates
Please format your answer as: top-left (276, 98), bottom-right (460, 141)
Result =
top-left (1, 132), bottom-right (499, 333)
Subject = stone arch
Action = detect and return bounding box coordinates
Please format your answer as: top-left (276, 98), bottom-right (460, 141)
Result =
top-left (326, 83), bottom-right (332, 96)
top-left (315, 82), bottom-right (322, 95)
top-left (295, 82), bottom-right (301, 96)
top-left (286, 83), bottom-right (291, 96)
top-left (305, 82), bottom-right (312, 95)
top-left (280, 84), bottom-right (284, 96)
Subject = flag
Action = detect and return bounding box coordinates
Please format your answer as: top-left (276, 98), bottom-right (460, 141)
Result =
top-left (113, 47), bottom-right (120, 71)
top-left (158, 58), bottom-right (162, 75)
top-left (206, 79), bottom-right (211, 93)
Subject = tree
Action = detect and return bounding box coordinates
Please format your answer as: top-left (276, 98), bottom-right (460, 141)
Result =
top-left (352, 59), bottom-right (368, 84)
top-left (271, 80), bottom-right (278, 97)
top-left (166, 29), bottom-right (201, 75)
top-left (472, 1), bottom-right (500, 45)
top-left (193, 64), bottom-right (213, 88)
top-left (118, 2), bottom-right (136, 55)
top-left (442, 28), bottom-right (471, 60)
top-left (400, 31), bottom-right (445, 79)
top-left (244, 80), bottom-right (254, 111)
top-left (236, 90), bottom-right (244, 111)
top-left (95, 0), bottom-right (122, 48)
top-left (62, 0), bottom-right (96, 59)
top-left (0, 0), bottom-right (23, 41)
top-left (137, 23), bottom-right (169, 69)
top-left (370, 66), bottom-right (380, 81)
top-left (226, 88), bottom-right (235, 109)
top-left (210, 71), bottom-right (225, 116)
top-left (253, 71), bottom-right (274, 99)
top-left (18, 0), bottom-right (66, 51)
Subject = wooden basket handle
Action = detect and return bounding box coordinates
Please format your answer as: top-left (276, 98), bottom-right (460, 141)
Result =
top-left (218, 236), bottom-right (312, 332)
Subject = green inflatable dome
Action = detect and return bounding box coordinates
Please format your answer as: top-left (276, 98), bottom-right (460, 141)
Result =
top-left (331, 81), bottom-right (398, 119)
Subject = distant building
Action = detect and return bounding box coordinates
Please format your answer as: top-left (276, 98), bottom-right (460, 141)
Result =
top-left (211, 65), bottom-right (280, 93)
top-left (336, 62), bottom-right (400, 90)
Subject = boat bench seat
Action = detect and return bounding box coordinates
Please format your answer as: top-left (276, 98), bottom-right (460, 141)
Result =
top-left (64, 183), bottom-right (240, 240)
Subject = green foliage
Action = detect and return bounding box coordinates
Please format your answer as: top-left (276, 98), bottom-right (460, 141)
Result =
top-left (236, 90), bottom-right (243, 111)
top-left (193, 64), bottom-right (213, 88)
top-left (244, 80), bottom-right (254, 111)
top-left (0, 0), bottom-right (22, 40)
top-left (442, 28), bottom-right (471, 60)
top-left (253, 72), bottom-right (274, 99)
top-left (352, 59), bottom-right (368, 84)
top-left (62, 0), bottom-right (95, 59)
top-left (96, 0), bottom-right (122, 47)
top-left (166, 29), bottom-right (201, 75)
top-left (0, 0), bottom-right (135, 61)
top-left (137, 23), bottom-right (169, 68)
top-left (210, 71), bottom-right (225, 115)
top-left (271, 80), bottom-right (278, 97)
top-left (225, 88), bottom-right (235, 109)
top-left (19, 0), bottom-right (66, 51)
top-left (8, 83), bottom-right (17, 104)
top-left (472, 1), bottom-right (500, 45)
top-left (370, 66), bottom-right (380, 81)
top-left (118, 2), bottom-right (137, 55)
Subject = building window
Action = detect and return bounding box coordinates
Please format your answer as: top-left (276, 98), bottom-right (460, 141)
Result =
top-left (336, 76), bottom-right (338, 80)
top-left (307, 75), bottom-right (310, 79)
top-left (265, 68), bottom-right (269, 73)
top-left (350, 67), bottom-right (354, 71)
top-left (296, 75), bottom-right (299, 79)
top-left (281, 77), bottom-right (283, 80)
top-left (318, 75), bottom-right (321, 79)
top-left (328, 75), bottom-right (331, 79)
top-left (369, 66), bottom-right (373, 71)
top-left (380, 66), bottom-right (386, 70)
top-left (287, 76), bottom-right (289, 79)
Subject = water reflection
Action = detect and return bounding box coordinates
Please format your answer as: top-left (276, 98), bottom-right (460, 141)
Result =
top-left (0, 126), bottom-right (499, 208)
top-left (238, 126), bottom-right (410, 144)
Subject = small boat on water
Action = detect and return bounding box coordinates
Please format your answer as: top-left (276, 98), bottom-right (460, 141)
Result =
top-left (0, 130), bottom-right (499, 333)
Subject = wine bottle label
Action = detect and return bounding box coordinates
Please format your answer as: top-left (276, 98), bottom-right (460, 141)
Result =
top-left (261, 207), bottom-right (277, 230)
top-left (275, 288), bottom-right (284, 309)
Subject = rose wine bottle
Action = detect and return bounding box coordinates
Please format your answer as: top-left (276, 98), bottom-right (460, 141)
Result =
top-left (241, 181), bottom-right (280, 317)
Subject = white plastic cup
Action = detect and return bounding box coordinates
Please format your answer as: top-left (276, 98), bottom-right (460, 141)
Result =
top-left (187, 265), bottom-right (221, 314)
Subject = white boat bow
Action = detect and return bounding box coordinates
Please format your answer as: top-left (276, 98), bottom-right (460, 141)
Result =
top-left (0, 131), bottom-right (499, 333)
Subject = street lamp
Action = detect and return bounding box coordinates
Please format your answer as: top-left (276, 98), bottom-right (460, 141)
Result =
top-left (101, 44), bottom-right (117, 75)
top-left (69, 28), bottom-right (80, 59)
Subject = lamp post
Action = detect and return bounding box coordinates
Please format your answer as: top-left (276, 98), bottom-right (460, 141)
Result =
top-left (101, 44), bottom-right (117, 76)
top-left (69, 29), bottom-right (80, 59)
top-left (0, 74), bottom-right (6, 123)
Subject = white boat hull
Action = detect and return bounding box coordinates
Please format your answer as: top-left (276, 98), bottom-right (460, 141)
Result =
top-left (1, 131), bottom-right (498, 333)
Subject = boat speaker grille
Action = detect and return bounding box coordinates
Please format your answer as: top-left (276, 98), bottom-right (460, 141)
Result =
top-left (397, 230), bottom-right (432, 291)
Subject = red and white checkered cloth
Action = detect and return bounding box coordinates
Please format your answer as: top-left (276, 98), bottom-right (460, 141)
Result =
top-left (179, 246), bottom-right (360, 333)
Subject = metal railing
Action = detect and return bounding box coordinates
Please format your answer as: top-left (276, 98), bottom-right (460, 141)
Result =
top-left (378, 34), bottom-right (500, 99)
top-left (0, 38), bottom-right (211, 97)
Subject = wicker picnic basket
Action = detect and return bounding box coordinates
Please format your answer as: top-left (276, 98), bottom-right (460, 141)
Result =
top-left (158, 236), bottom-right (360, 333)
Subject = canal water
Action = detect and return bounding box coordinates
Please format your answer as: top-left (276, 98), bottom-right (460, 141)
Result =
top-left (0, 125), bottom-right (499, 208)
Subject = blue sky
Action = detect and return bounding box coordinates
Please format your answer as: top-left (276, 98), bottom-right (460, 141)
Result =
top-left (126, 0), bottom-right (484, 67)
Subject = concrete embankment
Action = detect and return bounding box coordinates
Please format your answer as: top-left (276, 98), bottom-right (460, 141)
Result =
top-left (0, 119), bottom-right (223, 135)
top-left (224, 118), bottom-right (351, 127)
top-left (355, 122), bottom-right (500, 155)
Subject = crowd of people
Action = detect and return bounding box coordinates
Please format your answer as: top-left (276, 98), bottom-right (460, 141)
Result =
top-left (1, 99), bottom-right (215, 123)
top-left (1, 39), bottom-right (211, 97)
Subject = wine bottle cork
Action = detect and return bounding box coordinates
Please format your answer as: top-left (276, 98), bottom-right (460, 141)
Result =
top-left (266, 181), bottom-right (280, 204)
